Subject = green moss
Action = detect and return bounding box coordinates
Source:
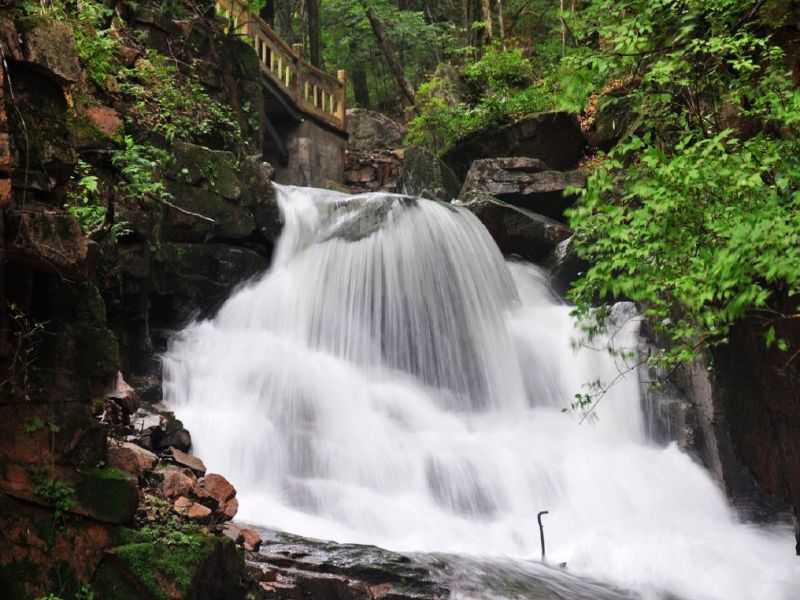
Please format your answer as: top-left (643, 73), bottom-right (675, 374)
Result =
top-left (95, 535), bottom-right (217, 600)
top-left (75, 467), bottom-right (138, 524)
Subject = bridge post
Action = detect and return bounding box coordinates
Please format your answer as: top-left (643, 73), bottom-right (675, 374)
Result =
top-left (337, 69), bottom-right (347, 128)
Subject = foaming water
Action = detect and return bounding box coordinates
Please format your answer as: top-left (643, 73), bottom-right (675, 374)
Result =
top-left (164, 185), bottom-right (800, 600)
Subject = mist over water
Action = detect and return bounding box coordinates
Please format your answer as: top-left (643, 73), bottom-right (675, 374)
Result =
top-left (164, 185), bottom-right (800, 600)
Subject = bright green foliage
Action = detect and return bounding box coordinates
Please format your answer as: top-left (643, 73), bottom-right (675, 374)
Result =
top-left (111, 136), bottom-right (173, 204)
top-left (73, 0), bottom-right (120, 88)
top-left (66, 160), bottom-right (106, 233)
top-left (32, 475), bottom-right (76, 523)
top-left (321, 0), bottom-right (453, 109)
top-left (565, 0), bottom-right (800, 366)
top-left (406, 45), bottom-right (555, 153)
top-left (121, 51), bottom-right (242, 146)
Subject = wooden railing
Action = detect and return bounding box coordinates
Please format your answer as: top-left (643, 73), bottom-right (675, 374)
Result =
top-left (216, 0), bottom-right (347, 131)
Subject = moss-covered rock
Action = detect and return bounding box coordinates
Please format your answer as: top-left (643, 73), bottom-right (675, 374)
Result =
top-left (92, 534), bottom-right (246, 600)
top-left (75, 467), bottom-right (139, 524)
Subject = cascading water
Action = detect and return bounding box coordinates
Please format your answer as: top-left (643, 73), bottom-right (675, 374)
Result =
top-left (163, 184), bottom-right (800, 600)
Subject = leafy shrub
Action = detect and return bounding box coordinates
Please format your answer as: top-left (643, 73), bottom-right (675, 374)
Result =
top-left (121, 50), bottom-right (242, 147)
top-left (66, 160), bottom-right (106, 233)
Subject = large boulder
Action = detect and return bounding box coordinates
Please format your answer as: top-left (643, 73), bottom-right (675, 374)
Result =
top-left (443, 112), bottom-right (586, 180)
top-left (459, 193), bottom-right (571, 263)
top-left (460, 157), bottom-right (586, 223)
top-left (584, 93), bottom-right (638, 151)
top-left (346, 108), bottom-right (406, 151)
top-left (20, 18), bottom-right (82, 84)
top-left (399, 146), bottom-right (461, 202)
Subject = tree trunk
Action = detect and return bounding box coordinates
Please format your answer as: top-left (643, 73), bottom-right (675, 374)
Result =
top-left (305, 0), bottom-right (322, 67)
top-left (260, 0), bottom-right (275, 27)
top-left (351, 64), bottom-right (371, 107)
top-left (496, 0), bottom-right (505, 41)
top-left (275, 0), bottom-right (296, 43)
top-left (482, 0), bottom-right (492, 41)
top-left (363, 3), bottom-right (416, 107)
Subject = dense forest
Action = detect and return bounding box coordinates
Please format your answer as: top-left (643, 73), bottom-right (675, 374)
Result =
top-left (277, 0), bottom-right (800, 372)
top-left (1, 1), bottom-right (800, 599)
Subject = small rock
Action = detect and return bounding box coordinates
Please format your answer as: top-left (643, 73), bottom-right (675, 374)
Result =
top-left (222, 522), bottom-right (243, 544)
top-left (85, 106), bottom-right (123, 139)
top-left (196, 473), bottom-right (236, 506)
top-left (168, 447), bottom-right (206, 476)
top-left (186, 502), bottom-right (212, 521)
top-left (107, 440), bottom-right (158, 478)
top-left (240, 527), bottom-right (262, 552)
top-left (107, 371), bottom-right (138, 414)
top-left (174, 496), bottom-right (193, 512)
top-left (173, 496), bottom-right (212, 521)
top-left (159, 465), bottom-right (197, 499)
top-left (221, 497), bottom-right (239, 520)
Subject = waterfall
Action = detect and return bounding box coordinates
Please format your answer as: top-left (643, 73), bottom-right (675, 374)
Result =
top-left (163, 184), bottom-right (800, 600)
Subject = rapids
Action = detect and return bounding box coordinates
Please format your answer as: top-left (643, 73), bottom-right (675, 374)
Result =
top-left (163, 184), bottom-right (800, 600)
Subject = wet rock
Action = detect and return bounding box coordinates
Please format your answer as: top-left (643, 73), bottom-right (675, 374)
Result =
top-left (169, 447), bottom-right (206, 476)
top-left (399, 146), bottom-right (461, 202)
top-left (459, 157), bottom-right (586, 223)
top-left (21, 18), bottom-right (82, 83)
top-left (153, 243), bottom-right (268, 322)
top-left (545, 236), bottom-right (590, 298)
top-left (240, 155), bottom-right (280, 242)
top-left (107, 440), bottom-right (158, 478)
top-left (459, 193), bottom-right (571, 263)
top-left (442, 112), bottom-right (586, 180)
top-left (159, 465), bottom-right (197, 499)
top-left (346, 108), bottom-right (406, 151)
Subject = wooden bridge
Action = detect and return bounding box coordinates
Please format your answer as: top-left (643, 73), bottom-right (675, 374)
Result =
top-left (216, 0), bottom-right (347, 133)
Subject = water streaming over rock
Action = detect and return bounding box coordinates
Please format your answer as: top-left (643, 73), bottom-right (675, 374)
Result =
top-left (164, 184), bottom-right (800, 600)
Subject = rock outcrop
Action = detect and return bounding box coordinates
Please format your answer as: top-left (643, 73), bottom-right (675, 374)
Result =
top-left (459, 193), bottom-right (571, 263)
top-left (460, 157), bottom-right (586, 222)
top-left (442, 112), bottom-right (586, 180)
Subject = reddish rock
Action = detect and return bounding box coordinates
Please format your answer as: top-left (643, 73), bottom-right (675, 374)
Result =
top-left (159, 466), bottom-right (196, 499)
top-left (169, 446), bottom-right (206, 476)
top-left (86, 106), bottom-right (123, 139)
top-left (240, 527), bottom-right (262, 552)
top-left (196, 473), bottom-right (236, 506)
top-left (221, 497), bottom-right (238, 520)
top-left (186, 502), bottom-right (212, 521)
top-left (107, 441), bottom-right (157, 478)
top-left (174, 496), bottom-right (212, 521)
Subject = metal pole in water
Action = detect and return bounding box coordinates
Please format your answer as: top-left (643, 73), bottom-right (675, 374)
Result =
top-left (537, 510), bottom-right (549, 562)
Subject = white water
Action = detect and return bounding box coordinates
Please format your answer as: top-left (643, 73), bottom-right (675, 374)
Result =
top-left (164, 185), bottom-right (800, 600)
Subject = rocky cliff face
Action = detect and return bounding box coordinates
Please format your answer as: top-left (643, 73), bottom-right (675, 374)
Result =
top-left (0, 1), bottom-right (283, 597)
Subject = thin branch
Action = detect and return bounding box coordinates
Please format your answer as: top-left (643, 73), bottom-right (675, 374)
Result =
top-left (161, 198), bottom-right (216, 223)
